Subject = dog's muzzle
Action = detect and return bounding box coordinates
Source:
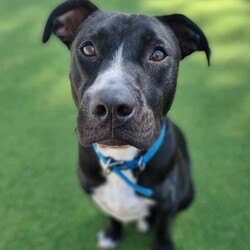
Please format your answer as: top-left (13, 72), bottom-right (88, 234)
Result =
top-left (76, 78), bottom-right (160, 149)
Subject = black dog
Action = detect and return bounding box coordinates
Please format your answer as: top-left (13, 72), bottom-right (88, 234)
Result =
top-left (43, 0), bottom-right (210, 249)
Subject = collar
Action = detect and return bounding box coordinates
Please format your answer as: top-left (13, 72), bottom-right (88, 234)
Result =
top-left (93, 123), bottom-right (167, 197)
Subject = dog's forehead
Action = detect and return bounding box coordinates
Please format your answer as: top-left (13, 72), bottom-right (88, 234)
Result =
top-left (76, 11), bottom-right (173, 44)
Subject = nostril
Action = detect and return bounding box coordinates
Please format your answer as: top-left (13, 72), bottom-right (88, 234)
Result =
top-left (117, 104), bottom-right (134, 117)
top-left (93, 104), bottom-right (107, 117)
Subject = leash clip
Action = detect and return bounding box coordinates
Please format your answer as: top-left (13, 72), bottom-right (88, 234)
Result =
top-left (138, 157), bottom-right (146, 171)
top-left (104, 158), bottom-right (125, 175)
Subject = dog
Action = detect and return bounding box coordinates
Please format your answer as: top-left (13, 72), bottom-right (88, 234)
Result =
top-left (42, 0), bottom-right (211, 249)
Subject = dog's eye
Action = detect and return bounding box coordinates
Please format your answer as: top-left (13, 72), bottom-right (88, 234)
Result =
top-left (150, 48), bottom-right (167, 62)
top-left (81, 43), bottom-right (96, 57)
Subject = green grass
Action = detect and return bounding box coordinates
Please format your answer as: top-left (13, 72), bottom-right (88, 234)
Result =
top-left (0, 0), bottom-right (249, 249)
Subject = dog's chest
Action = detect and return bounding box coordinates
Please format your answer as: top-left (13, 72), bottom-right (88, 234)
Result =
top-left (91, 146), bottom-right (155, 222)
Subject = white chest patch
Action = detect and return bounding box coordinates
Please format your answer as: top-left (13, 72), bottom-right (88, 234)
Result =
top-left (92, 145), bottom-right (155, 222)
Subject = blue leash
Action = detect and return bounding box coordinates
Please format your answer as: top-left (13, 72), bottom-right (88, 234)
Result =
top-left (93, 123), bottom-right (167, 197)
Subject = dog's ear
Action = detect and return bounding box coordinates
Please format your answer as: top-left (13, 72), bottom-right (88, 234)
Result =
top-left (157, 14), bottom-right (211, 65)
top-left (42, 0), bottom-right (98, 48)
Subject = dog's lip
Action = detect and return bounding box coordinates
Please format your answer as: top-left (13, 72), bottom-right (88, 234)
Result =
top-left (76, 123), bottom-right (156, 150)
top-left (76, 130), bottom-right (140, 148)
top-left (76, 129), bottom-right (128, 147)
top-left (78, 134), bottom-right (150, 150)
top-left (93, 139), bottom-right (129, 147)
top-left (76, 125), bottom-right (131, 146)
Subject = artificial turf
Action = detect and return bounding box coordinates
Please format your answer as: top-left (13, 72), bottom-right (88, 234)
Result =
top-left (0, 0), bottom-right (249, 249)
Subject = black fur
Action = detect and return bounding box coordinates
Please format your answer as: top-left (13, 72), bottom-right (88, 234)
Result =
top-left (43, 1), bottom-right (210, 249)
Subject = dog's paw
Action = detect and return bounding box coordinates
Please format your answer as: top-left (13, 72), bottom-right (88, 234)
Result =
top-left (97, 231), bottom-right (118, 249)
top-left (137, 218), bottom-right (150, 233)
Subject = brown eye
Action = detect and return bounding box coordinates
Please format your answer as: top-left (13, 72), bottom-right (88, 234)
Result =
top-left (150, 48), bottom-right (167, 62)
top-left (82, 43), bottom-right (96, 57)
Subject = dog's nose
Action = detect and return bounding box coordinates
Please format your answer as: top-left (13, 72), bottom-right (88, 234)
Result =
top-left (90, 86), bottom-right (135, 124)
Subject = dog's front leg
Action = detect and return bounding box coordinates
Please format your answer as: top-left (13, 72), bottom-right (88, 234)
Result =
top-left (154, 209), bottom-right (175, 250)
top-left (98, 217), bottom-right (123, 249)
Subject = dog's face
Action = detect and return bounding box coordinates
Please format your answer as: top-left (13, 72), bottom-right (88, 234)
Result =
top-left (43, 0), bottom-right (210, 150)
top-left (71, 13), bottom-right (182, 149)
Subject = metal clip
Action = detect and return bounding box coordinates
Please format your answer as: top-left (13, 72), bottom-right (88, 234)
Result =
top-left (104, 166), bottom-right (112, 175)
top-left (138, 157), bottom-right (146, 171)
top-left (108, 160), bottom-right (125, 167)
top-left (103, 158), bottom-right (112, 175)
top-left (103, 158), bottom-right (125, 175)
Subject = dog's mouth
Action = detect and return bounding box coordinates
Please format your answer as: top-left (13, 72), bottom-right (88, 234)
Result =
top-left (76, 126), bottom-right (143, 148)
top-left (76, 121), bottom-right (161, 150)
top-left (96, 139), bottom-right (129, 147)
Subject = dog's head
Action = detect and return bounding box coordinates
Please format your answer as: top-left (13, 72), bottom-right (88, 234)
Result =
top-left (43, 0), bottom-right (210, 150)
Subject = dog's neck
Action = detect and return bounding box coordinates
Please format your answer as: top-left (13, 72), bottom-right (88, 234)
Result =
top-left (96, 144), bottom-right (139, 161)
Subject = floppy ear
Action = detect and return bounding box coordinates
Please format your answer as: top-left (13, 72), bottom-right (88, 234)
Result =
top-left (157, 14), bottom-right (211, 65)
top-left (42, 0), bottom-right (98, 48)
